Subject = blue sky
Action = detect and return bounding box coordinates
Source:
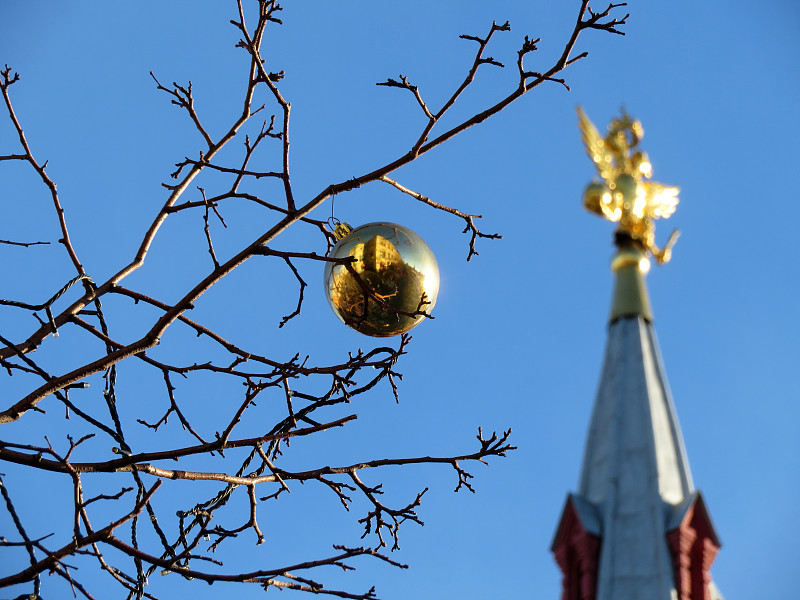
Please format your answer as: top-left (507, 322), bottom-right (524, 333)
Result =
top-left (1, 1), bottom-right (798, 598)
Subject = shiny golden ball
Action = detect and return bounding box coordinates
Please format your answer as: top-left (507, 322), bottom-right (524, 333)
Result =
top-left (323, 222), bottom-right (439, 337)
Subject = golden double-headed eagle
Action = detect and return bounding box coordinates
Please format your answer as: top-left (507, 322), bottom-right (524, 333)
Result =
top-left (578, 107), bottom-right (680, 264)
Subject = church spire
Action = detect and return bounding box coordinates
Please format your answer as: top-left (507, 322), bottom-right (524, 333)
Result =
top-left (551, 109), bottom-right (723, 600)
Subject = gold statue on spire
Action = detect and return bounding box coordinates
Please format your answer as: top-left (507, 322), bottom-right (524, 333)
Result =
top-left (578, 107), bottom-right (680, 264)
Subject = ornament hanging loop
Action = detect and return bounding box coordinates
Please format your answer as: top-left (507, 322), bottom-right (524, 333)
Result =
top-left (327, 194), bottom-right (352, 241)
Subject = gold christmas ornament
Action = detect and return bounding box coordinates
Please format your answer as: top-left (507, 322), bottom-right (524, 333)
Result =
top-left (324, 222), bottom-right (439, 337)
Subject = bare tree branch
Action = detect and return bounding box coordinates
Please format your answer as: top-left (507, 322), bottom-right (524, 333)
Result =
top-left (1, 1), bottom-right (628, 596)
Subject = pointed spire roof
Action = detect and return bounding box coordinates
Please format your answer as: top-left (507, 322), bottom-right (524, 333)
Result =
top-left (581, 242), bottom-right (693, 505)
top-left (579, 247), bottom-right (693, 597)
top-left (552, 241), bottom-right (723, 600)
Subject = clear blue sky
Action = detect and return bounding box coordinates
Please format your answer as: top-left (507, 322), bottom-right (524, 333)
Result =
top-left (1, 1), bottom-right (798, 598)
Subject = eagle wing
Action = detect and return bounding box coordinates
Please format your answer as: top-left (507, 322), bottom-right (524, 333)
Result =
top-left (640, 181), bottom-right (679, 219)
top-left (577, 107), bottom-right (615, 182)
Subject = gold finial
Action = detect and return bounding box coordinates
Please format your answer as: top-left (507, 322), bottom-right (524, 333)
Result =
top-left (578, 107), bottom-right (680, 265)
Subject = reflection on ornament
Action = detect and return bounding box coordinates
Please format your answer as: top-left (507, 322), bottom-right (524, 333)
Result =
top-left (324, 222), bottom-right (439, 337)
